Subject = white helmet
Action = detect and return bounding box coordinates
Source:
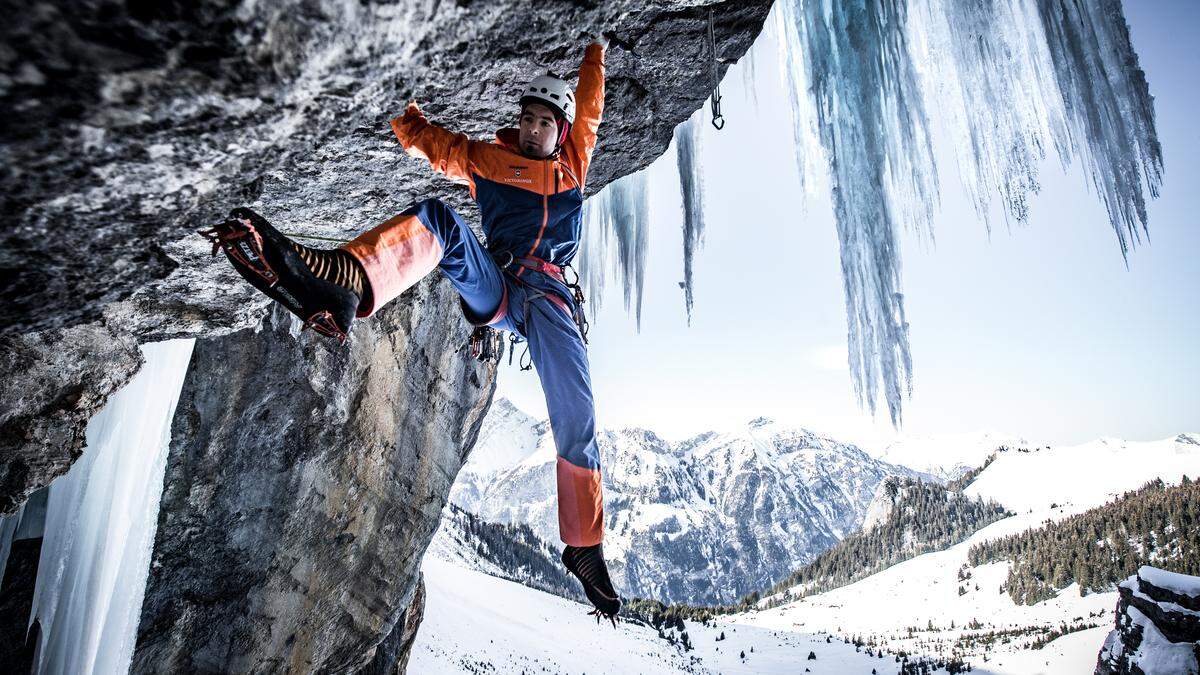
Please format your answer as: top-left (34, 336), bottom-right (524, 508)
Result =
top-left (519, 74), bottom-right (575, 124)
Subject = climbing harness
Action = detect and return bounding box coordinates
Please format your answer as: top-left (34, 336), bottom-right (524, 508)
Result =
top-left (708, 8), bottom-right (725, 130)
top-left (491, 250), bottom-right (591, 371)
top-left (509, 254), bottom-right (590, 345)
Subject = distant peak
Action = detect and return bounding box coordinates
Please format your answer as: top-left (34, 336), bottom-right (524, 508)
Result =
top-left (748, 416), bottom-right (775, 429)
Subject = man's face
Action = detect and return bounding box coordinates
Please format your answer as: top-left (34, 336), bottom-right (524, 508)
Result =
top-left (518, 103), bottom-right (560, 159)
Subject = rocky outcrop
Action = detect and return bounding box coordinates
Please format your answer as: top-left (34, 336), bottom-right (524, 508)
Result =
top-left (0, 325), bottom-right (142, 515)
top-left (860, 476), bottom-right (903, 533)
top-left (0, 0), bottom-right (772, 337)
top-left (134, 286), bottom-right (491, 673)
top-left (1096, 565), bottom-right (1200, 675)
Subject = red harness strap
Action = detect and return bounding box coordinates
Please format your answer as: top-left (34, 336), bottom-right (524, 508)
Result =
top-left (514, 256), bottom-right (564, 283)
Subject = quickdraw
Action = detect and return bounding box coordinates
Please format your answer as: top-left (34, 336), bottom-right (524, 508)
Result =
top-left (708, 8), bottom-right (725, 130)
top-left (461, 325), bottom-right (504, 364)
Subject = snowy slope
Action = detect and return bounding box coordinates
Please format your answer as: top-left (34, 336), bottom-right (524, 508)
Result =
top-left (963, 435), bottom-right (1200, 514)
top-left (425, 419), bottom-right (1200, 674)
top-left (425, 502), bottom-right (580, 601)
top-left (412, 555), bottom-right (925, 674)
top-left (452, 402), bottom-right (925, 604)
top-left (870, 431), bottom-right (1032, 482)
top-left (736, 433), bottom-right (1200, 673)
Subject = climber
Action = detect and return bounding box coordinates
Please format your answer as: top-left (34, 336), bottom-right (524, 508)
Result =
top-left (201, 38), bottom-right (621, 625)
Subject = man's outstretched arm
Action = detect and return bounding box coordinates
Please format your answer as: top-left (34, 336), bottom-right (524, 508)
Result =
top-left (565, 40), bottom-right (606, 189)
top-left (391, 101), bottom-right (475, 187)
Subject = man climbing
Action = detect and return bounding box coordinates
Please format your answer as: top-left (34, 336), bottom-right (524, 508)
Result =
top-left (201, 38), bottom-right (621, 624)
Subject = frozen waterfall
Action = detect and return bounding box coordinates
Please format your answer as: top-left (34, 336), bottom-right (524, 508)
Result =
top-left (770, 0), bottom-right (1160, 424)
top-left (26, 339), bottom-right (194, 675)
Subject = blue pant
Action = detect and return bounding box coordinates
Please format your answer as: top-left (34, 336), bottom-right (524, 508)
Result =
top-left (399, 199), bottom-right (605, 547)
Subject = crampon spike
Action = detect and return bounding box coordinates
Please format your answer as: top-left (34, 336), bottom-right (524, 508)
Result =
top-left (304, 310), bottom-right (348, 344)
top-left (587, 608), bottom-right (617, 628)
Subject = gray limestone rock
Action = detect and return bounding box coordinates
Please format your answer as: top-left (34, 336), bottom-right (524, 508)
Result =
top-left (1, 0), bottom-right (770, 338)
top-left (133, 284), bottom-right (493, 673)
top-left (0, 324), bottom-right (142, 515)
top-left (1096, 566), bottom-right (1200, 675)
top-left (0, 0), bottom-right (771, 521)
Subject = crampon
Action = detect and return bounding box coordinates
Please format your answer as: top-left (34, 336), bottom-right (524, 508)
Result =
top-left (200, 207), bottom-right (358, 343)
top-left (562, 543), bottom-right (621, 628)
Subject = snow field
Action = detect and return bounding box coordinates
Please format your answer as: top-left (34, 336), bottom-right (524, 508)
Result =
top-left (413, 556), bottom-right (911, 674)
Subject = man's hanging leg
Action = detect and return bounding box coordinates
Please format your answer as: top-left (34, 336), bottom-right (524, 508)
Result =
top-left (524, 295), bottom-right (603, 546)
top-left (342, 198), bottom-right (506, 323)
top-left (525, 294), bottom-right (619, 621)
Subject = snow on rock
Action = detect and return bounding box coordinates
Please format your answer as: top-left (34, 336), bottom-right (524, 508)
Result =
top-left (451, 400), bottom-right (921, 604)
top-left (1137, 566), bottom-right (1200, 602)
top-left (1096, 566), bottom-right (1200, 675)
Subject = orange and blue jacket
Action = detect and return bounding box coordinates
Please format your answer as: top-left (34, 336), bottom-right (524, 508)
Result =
top-left (389, 43), bottom-right (605, 271)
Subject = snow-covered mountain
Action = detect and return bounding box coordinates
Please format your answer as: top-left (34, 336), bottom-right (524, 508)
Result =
top-left (429, 415), bottom-right (1200, 672)
top-left (451, 400), bottom-right (927, 604)
top-left (417, 432), bottom-right (1200, 674)
top-left (426, 502), bottom-right (578, 602)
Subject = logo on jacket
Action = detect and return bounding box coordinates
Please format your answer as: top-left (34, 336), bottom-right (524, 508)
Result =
top-left (505, 164), bottom-right (533, 185)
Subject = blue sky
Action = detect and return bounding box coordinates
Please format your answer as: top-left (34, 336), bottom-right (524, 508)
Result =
top-left (498, 2), bottom-right (1199, 448)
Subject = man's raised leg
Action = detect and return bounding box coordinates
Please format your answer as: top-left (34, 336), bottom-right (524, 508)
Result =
top-left (343, 198), bottom-right (506, 323)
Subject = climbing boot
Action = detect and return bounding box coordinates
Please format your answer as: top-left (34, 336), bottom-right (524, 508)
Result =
top-left (562, 543), bottom-right (621, 626)
top-left (200, 207), bottom-right (362, 343)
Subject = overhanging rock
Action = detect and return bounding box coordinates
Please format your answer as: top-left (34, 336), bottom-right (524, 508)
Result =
top-left (0, 0), bottom-right (773, 517)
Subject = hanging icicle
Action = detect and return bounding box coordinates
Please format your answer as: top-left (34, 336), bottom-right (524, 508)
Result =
top-left (675, 112), bottom-right (706, 325)
top-left (578, 170), bottom-right (651, 329)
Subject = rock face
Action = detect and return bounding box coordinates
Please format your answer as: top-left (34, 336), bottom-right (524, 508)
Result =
top-left (860, 475), bottom-right (903, 533)
top-left (1096, 566), bottom-right (1200, 675)
top-left (453, 403), bottom-right (923, 604)
top-left (0, 0), bottom-right (772, 528)
top-left (134, 288), bottom-right (493, 673)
